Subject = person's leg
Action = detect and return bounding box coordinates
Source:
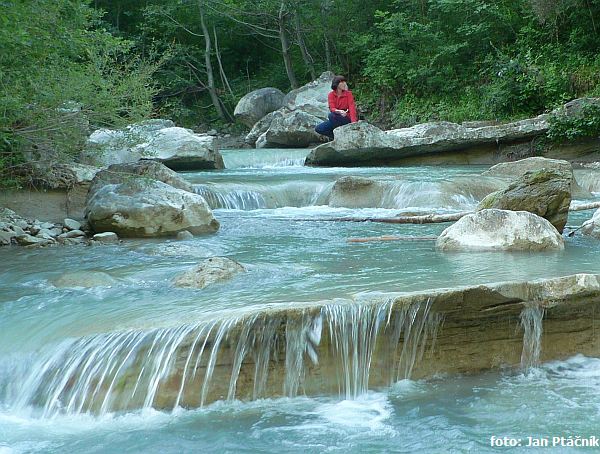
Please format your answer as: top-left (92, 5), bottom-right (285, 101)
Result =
top-left (330, 114), bottom-right (351, 137)
top-left (315, 113), bottom-right (335, 139)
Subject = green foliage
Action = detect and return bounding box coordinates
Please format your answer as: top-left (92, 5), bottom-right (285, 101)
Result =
top-left (547, 103), bottom-right (600, 143)
top-left (3, 0), bottom-right (600, 182)
top-left (0, 0), bottom-right (159, 187)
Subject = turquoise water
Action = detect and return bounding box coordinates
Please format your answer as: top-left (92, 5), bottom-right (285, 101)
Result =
top-left (1, 148), bottom-right (599, 452)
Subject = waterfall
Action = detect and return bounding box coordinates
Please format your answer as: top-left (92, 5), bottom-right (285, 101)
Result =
top-left (221, 149), bottom-right (310, 169)
top-left (3, 299), bottom-right (443, 417)
top-left (520, 304), bottom-right (545, 369)
top-left (194, 182), bottom-right (331, 210)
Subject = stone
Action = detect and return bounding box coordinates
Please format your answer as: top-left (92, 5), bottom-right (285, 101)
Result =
top-left (482, 157), bottom-right (587, 197)
top-left (29, 225), bottom-right (41, 235)
top-left (436, 209), bottom-right (564, 251)
top-left (87, 160), bottom-right (194, 200)
top-left (36, 231), bottom-right (56, 241)
top-left (48, 227), bottom-right (63, 236)
top-left (176, 230), bottom-right (194, 240)
top-left (244, 72), bottom-right (334, 148)
top-left (0, 230), bottom-right (14, 245)
top-left (264, 110), bottom-right (324, 147)
top-left (38, 228), bottom-right (57, 238)
top-left (283, 71), bottom-right (334, 119)
top-left (86, 178), bottom-right (219, 238)
top-left (40, 222), bottom-right (55, 229)
top-left (234, 87), bottom-right (285, 127)
top-left (245, 110), bottom-right (283, 146)
top-left (46, 273), bottom-right (600, 409)
top-left (59, 229), bottom-right (85, 239)
top-left (173, 257), bottom-right (245, 289)
top-left (82, 121), bottom-right (224, 170)
top-left (10, 225), bottom-right (26, 236)
top-left (16, 234), bottom-right (53, 247)
top-left (19, 162), bottom-right (100, 190)
top-left (581, 208), bottom-right (600, 239)
top-left (305, 117), bottom-right (550, 166)
top-left (52, 270), bottom-right (117, 288)
top-left (135, 127), bottom-right (224, 171)
top-left (64, 218), bottom-right (82, 231)
top-left (92, 232), bottom-right (119, 243)
top-left (58, 237), bottom-right (86, 246)
top-left (329, 176), bottom-right (384, 208)
top-left (477, 169), bottom-right (572, 233)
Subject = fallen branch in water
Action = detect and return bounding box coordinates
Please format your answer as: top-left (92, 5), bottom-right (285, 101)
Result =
top-left (348, 235), bottom-right (438, 243)
top-left (570, 201), bottom-right (600, 211)
top-left (294, 211), bottom-right (473, 225)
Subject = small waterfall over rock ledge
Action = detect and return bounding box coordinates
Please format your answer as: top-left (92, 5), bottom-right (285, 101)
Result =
top-left (3, 273), bottom-right (600, 418)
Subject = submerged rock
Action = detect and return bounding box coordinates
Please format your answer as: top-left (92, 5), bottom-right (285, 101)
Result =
top-left (173, 257), bottom-right (245, 289)
top-left (53, 270), bottom-right (117, 288)
top-left (329, 176), bottom-right (384, 208)
top-left (176, 230), bottom-right (194, 241)
top-left (477, 169), bottom-right (571, 232)
top-left (234, 87), bottom-right (285, 127)
top-left (436, 209), bottom-right (564, 251)
top-left (86, 179), bottom-right (219, 238)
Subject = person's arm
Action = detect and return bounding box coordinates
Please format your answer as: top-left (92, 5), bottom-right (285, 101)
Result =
top-left (347, 91), bottom-right (358, 122)
top-left (328, 91), bottom-right (337, 113)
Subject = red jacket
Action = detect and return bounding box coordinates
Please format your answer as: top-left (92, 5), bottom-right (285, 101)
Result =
top-left (328, 90), bottom-right (358, 123)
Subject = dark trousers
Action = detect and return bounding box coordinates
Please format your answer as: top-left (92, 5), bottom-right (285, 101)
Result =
top-left (315, 112), bottom-right (351, 139)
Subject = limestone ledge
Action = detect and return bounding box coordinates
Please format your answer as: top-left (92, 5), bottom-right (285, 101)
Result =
top-left (52, 273), bottom-right (600, 411)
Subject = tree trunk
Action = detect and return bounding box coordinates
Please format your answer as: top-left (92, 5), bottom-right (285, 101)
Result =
top-left (198, 1), bottom-right (229, 121)
top-left (293, 11), bottom-right (316, 80)
top-left (278, 2), bottom-right (298, 89)
top-left (324, 34), bottom-right (331, 71)
top-left (213, 26), bottom-right (235, 97)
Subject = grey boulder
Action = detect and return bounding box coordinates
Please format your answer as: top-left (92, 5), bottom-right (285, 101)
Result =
top-left (86, 178), bottom-right (219, 238)
top-left (234, 87), bottom-right (285, 127)
top-left (436, 209), bottom-right (564, 251)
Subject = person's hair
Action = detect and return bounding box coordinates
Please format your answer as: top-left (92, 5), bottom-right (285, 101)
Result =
top-left (331, 75), bottom-right (346, 90)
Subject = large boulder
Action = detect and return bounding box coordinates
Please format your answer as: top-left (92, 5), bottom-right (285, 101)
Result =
top-left (88, 160), bottom-right (194, 200)
top-left (245, 110), bottom-right (284, 146)
top-left (283, 71), bottom-right (334, 119)
top-left (581, 208), bottom-right (600, 239)
top-left (86, 178), bottom-right (219, 238)
top-left (306, 117), bottom-right (550, 166)
top-left (245, 72), bottom-right (334, 148)
top-left (436, 209), bottom-right (564, 251)
top-left (138, 127), bottom-right (224, 170)
top-left (234, 88), bottom-right (285, 127)
top-left (173, 256), bottom-right (245, 289)
top-left (263, 110), bottom-right (324, 147)
top-left (477, 169), bottom-right (572, 233)
top-left (82, 120), bottom-right (224, 170)
top-left (482, 157), bottom-right (587, 197)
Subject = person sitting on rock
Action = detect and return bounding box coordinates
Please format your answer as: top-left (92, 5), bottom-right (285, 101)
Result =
top-left (315, 75), bottom-right (358, 141)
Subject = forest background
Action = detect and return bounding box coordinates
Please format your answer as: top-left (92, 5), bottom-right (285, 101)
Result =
top-left (1, 0), bottom-right (600, 184)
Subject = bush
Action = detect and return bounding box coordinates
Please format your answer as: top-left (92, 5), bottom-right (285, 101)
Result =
top-left (0, 0), bottom-right (159, 187)
top-left (546, 102), bottom-right (600, 143)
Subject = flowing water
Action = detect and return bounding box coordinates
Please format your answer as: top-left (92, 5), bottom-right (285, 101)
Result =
top-left (1, 148), bottom-right (600, 452)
